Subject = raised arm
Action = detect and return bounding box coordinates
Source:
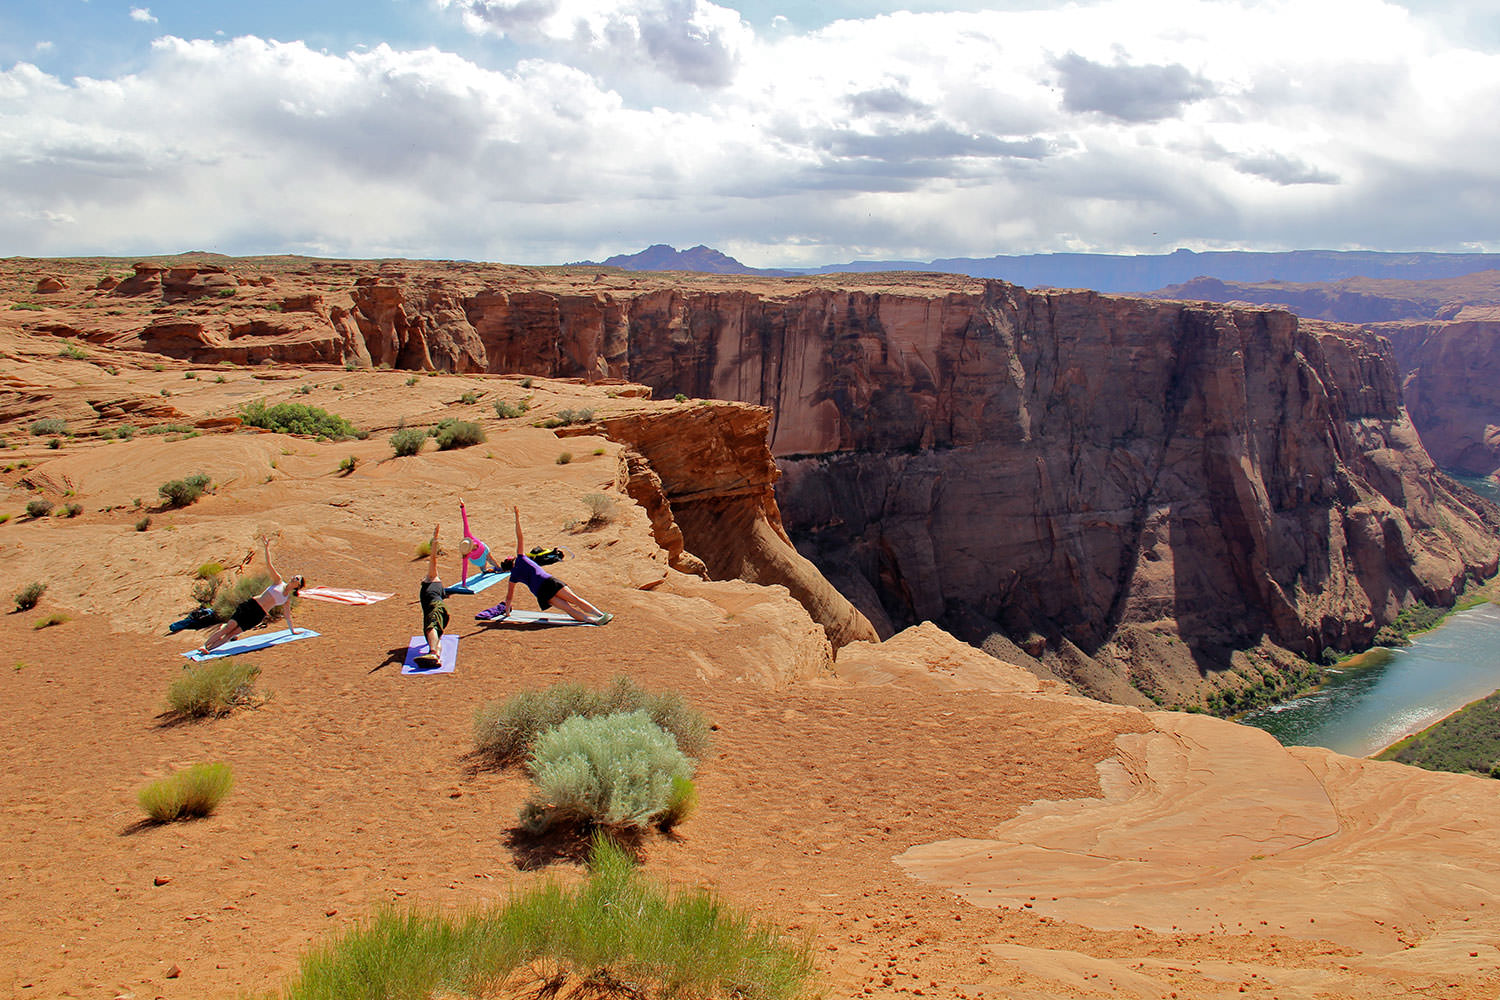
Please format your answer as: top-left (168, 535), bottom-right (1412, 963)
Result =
top-left (426, 524), bottom-right (441, 580)
top-left (512, 505), bottom-right (525, 556)
top-left (460, 498), bottom-right (471, 535)
top-left (261, 537), bottom-right (284, 585)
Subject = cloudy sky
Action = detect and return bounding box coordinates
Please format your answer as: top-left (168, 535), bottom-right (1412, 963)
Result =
top-left (2, 0), bottom-right (1498, 266)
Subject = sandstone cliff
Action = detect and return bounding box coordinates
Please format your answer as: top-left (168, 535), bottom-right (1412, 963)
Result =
top-left (12, 259), bottom-right (1498, 706)
top-left (1378, 318), bottom-right (1500, 477)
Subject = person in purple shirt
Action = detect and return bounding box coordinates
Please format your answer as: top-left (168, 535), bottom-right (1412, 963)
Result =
top-left (480, 505), bottom-right (612, 625)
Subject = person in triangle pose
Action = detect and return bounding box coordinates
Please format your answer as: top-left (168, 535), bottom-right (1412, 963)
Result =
top-left (415, 523), bottom-right (449, 668)
top-left (457, 498), bottom-right (506, 586)
top-left (478, 506), bottom-right (612, 625)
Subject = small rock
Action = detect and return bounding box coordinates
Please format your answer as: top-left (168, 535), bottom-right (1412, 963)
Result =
top-left (325, 908), bottom-right (338, 917)
top-left (153, 875), bottom-right (171, 886)
top-left (165, 964), bottom-right (181, 979)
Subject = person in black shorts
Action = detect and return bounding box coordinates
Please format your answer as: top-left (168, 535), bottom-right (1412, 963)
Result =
top-left (416, 523), bottom-right (448, 668)
top-left (481, 505), bottom-right (611, 625)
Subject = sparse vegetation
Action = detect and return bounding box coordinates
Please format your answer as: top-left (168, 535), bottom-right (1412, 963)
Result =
top-left (114, 424), bottom-right (138, 440)
top-left (32, 613), bottom-right (70, 630)
top-left (520, 710), bottom-right (696, 835)
top-left (137, 762), bottom-right (234, 823)
top-left (9, 302), bottom-right (44, 311)
top-left (29, 418), bottom-right (68, 436)
top-left (493, 399), bottom-right (529, 419)
top-left (46, 437), bottom-right (61, 449)
top-left (196, 561), bottom-right (225, 580)
top-left (59, 343), bottom-right (87, 359)
top-left (135, 515), bottom-right (152, 531)
top-left (239, 400), bottom-right (357, 439)
top-left (674, 393), bottom-right (687, 403)
top-left (581, 492), bottom-right (615, 527)
top-left (390, 427), bottom-right (427, 457)
top-left (338, 455), bottom-right (358, 475)
top-left (1374, 601), bottom-right (1449, 646)
top-left (158, 473), bottom-right (212, 508)
top-left (415, 538), bottom-right (442, 559)
top-left (541, 408), bottom-right (597, 429)
top-left (25, 498), bottom-right (53, 519)
top-left (434, 420), bottom-right (485, 451)
top-left (344, 359), bottom-right (357, 371)
top-left (556, 452), bottom-right (572, 465)
top-left (14, 581), bottom-right (47, 611)
top-left (405, 375), bottom-right (418, 386)
top-left (167, 660), bottom-right (262, 718)
top-left (274, 835), bottom-right (817, 1000)
top-left (61, 502), bottom-right (82, 518)
top-left (474, 676), bottom-right (711, 767)
top-left (212, 574), bottom-right (290, 623)
top-left (520, 376), bottom-right (533, 389)
top-left (184, 371), bottom-right (197, 380)
top-left (460, 391), bottom-right (479, 405)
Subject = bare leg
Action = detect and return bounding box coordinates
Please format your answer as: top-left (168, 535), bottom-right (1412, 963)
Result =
top-left (424, 625), bottom-right (442, 657)
top-left (549, 586), bottom-right (606, 623)
top-left (199, 621), bottom-right (242, 653)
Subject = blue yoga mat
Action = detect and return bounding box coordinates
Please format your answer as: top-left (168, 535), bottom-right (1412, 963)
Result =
top-left (479, 609), bottom-right (592, 627)
top-left (402, 634), bottom-right (458, 674)
top-left (183, 628), bottom-right (320, 660)
top-left (444, 571), bottom-right (509, 596)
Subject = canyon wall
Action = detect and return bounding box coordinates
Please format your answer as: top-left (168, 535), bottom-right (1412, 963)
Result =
top-left (49, 263), bottom-right (1500, 704)
top-left (1377, 318), bottom-right (1500, 477)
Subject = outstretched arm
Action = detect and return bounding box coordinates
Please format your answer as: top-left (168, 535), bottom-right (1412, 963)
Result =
top-left (512, 505), bottom-right (525, 556)
top-left (460, 498), bottom-right (471, 535)
top-left (261, 537), bottom-right (284, 586)
top-left (426, 524), bottom-right (441, 581)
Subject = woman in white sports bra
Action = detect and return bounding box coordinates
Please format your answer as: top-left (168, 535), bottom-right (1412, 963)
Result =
top-left (195, 537), bottom-right (306, 654)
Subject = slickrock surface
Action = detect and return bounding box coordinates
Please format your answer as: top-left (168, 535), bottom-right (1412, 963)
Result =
top-left (1, 321), bottom-right (1499, 1000)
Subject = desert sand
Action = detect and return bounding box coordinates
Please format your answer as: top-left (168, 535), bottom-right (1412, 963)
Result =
top-left (3, 316), bottom-right (1500, 1000)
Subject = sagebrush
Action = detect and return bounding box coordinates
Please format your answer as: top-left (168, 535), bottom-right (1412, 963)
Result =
top-left (520, 710), bottom-right (695, 834)
top-left (474, 675), bottom-right (711, 765)
top-left (159, 473), bottom-right (211, 508)
top-left (390, 427), bottom-right (426, 457)
top-left (240, 400), bottom-right (359, 439)
top-left (14, 581), bottom-right (46, 611)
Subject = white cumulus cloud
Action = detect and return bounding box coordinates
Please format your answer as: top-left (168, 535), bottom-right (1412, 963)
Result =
top-left (0, 0), bottom-right (1496, 264)
top-left (130, 7), bottom-right (158, 23)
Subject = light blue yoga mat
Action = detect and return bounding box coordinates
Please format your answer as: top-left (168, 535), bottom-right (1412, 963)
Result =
top-left (184, 628), bottom-right (320, 660)
top-left (402, 634), bottom-right (458, 675)
top-left (481, 609), bottom-right (592, 627)
top-left (444, 571), bottom-right (509, 595)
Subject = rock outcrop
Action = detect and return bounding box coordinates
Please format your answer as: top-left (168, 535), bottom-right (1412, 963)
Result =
top-left (1378, 319), bottom-right (1500, 477)
top-left (571, 402), bottom-right (879, 649)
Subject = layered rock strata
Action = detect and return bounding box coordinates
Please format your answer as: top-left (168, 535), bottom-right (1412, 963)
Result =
top-left (23, 261), bottom-right (1500, 705)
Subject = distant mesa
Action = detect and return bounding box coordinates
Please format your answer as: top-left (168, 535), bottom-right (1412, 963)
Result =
top-left (572, 244), bottom-right (797, 277)
top-left (578, 244), bottom-right (1500, 293)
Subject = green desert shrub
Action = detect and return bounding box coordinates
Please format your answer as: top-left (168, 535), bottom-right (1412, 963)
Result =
top-left (239, 400), bottom-right (358, 439)
top-left (434, 420), bottom-right (485, 451)
top-left (674, 392), bottom-right (687, 403)
top-left (14, 581), bottom-right (47, 611)
top-left (135, 515), bottom-right (152, 531)
top-left (158, 473), bottom-right (211, 508)
top-left (474, 676), bottom-right (710, 767)
top-left (555, 452), bottom-right (572, 465)
top-left (519, 710), bottom-right (695, 834)
top-left (32, 613), bottom-right (70, 630)
top-left (390, 427), bottom-right (426, 457)
top-left (338, 455), bottom-right (358, 474)
top-left (29, 418), bottom-right (68, 436)
top-left (45, 437), bottom-right (62, 449)
top-left (493, 399), bottom-right (528, 419)
top-left (137, 762), bottom-right (234, 823)
top-left (275, 834), bottom-right (817, 1000)
top-left (59, 342), bottom-right (87, 360)
top-left (26, 498), bottom-right (54, 519)
top-left (196, 561), bottom-right (225, 580)
top-left (460, 391), bottom-right (479, 405)
top-left (114, 424), bottom-right (138, 440)
top-left (167, 660), bottom-right (261, 718)
top-left (60, 502), bottom-right (82, 518)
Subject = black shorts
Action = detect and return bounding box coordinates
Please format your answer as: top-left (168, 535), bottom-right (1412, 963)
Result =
top-left (419, 580), bottom-right (449, 635)
top-left (535, 576), bottom-right (564, 610)
top-left (232, 598), bottom-right (267, 631)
